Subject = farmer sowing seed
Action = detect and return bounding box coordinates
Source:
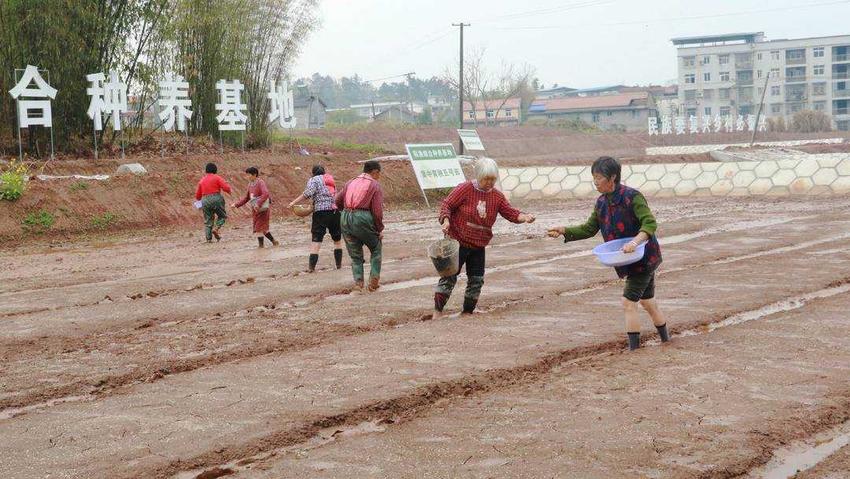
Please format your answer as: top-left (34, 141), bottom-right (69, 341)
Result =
top-left (335, 160), bottom-right (384, 292)
top-left (288, 165), bottom-right (344, 272)
top-left (548, 156), bottom-right (670, 351)
top-left (195, 162), bottom-right (232, 243)
top-left (433, 157), bottom-right (536, 320)
top-left (234, 167), bottom-right (278, 248)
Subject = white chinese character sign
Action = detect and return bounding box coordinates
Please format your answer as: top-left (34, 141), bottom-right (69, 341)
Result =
top-left (8, 65), bottom-right (57, 128)
top-left (649, 113), bottom-right (766, 136)
top-left (158, 73), bottom-right (193, 132)
top-left (647, 117), bottom-right (658, 136)
top-left (268, 80), bottom-right (296, 129)
top-left (86, 72), bottom-right (128, 131)
top-left (215, 79), bottom-right (248, 131)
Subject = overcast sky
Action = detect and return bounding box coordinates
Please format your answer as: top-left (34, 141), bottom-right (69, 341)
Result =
top-left (294, 0), bottom-right (850, 88)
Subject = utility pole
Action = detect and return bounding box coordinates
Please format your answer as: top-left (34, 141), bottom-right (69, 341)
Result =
top-left (751, 72), bottom-right (771, 146)
top-left (453, 22), bottom-right (470, 155)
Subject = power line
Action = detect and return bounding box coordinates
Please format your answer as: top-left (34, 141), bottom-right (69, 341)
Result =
top-left (487, 0), bottom-right (850, 30)
top-left (476, 0), bottom-right (616, 23)
top-left (364, 27), bottom-right (454, 72)
top-left (364, 72), bottom-right (416, 84)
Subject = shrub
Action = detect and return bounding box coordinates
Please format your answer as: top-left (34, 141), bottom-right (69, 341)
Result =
top-left (767, 117), bottom-right (787, 132)
top-left (791, 110), bottom-right (832, 133)
top-left (21, 210), bottom-right (55, 233)
top-left (91, 212), bottom-right (119, 230)
top-left (0, 159), bottom-right (29, 201)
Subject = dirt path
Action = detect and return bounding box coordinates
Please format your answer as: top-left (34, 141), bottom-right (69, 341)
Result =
top-left (0, 196), bottom-right (849, 478)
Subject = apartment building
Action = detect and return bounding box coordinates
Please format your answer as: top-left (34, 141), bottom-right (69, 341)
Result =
top-left (673, 32), bottom-right (850, 131)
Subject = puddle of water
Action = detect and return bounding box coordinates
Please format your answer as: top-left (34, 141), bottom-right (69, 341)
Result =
top-left (747, 420), bottom-right (850, 479)
top-left (673, 283), bottom-right (850, 340)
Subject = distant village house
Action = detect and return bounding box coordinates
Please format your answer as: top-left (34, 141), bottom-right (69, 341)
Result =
top-left (462, 98), bottom-right (522, 127)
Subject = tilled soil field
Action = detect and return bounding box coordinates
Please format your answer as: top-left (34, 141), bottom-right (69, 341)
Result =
top-left (2, 195), bottom-right (850, 478)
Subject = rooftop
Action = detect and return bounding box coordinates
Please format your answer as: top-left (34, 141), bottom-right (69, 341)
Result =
top-left (529, 92), bottom-right (649, 113)
top-left (672, 32), bottom-right (764, 47)
top-left (462, 98), bottom-right (522, 111)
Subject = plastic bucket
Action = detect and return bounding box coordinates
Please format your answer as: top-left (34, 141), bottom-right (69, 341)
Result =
top-left (427, 238), bottom-right (461, 277)
top-left (592, 237), bottom-right (646, 267)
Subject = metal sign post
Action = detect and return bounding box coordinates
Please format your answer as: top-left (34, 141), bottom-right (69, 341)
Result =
top-left (405, 143), bottom-right (466, 208)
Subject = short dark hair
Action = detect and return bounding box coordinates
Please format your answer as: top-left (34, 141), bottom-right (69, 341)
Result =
top-left (205, 162), bottom-right (217, 174)
top-left (363, 160), bottom-right (381, 174)
top-left (245, 166), bottom-right (259, 176)
top-left (591, 156), bottom-right (621, 184)
top-left (312, 165), bottom-right (325, 176)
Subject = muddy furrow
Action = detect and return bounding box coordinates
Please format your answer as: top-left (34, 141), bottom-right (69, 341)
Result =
top-left (0, 222), bottom-right (836, 413)
top-left (0, 216), bottom-right (846, 413)
top-left (0, 201), bottom-right (740, 310)
top-left (1, 235), bottom-right (848, 478)
top-left (210, 289), bottom-right (850, 479)
top-left (155, 280), bottom-right (850, 479)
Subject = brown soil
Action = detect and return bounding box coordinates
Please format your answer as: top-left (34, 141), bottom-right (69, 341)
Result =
top-left (303, 125), bottom-right (849, 163)
top-left (0, 143), bottom-right (420, 242)
top-left (1, 194), bottom-right (850, 478)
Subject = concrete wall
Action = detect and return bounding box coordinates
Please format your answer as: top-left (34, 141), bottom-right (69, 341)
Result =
top-left (500, 153), bottom-right (850, 200)
top-left (645, 138), bottom-right (844, 156)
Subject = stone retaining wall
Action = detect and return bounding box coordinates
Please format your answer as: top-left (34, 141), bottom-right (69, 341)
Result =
top-left (645, 138), bottom-right (844, 156)
top-left (500, 153), bottom-right (850, 200)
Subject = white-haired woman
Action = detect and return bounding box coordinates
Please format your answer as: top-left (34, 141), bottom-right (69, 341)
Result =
top-left (433, 157), bottom-right (536, 319)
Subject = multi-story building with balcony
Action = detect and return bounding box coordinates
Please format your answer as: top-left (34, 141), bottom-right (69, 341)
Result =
top-left (672, 32), bottom-right (850, 131)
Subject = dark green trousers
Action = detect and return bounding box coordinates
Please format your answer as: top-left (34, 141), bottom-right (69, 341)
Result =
top-left (202, 193), bottom-right (227, 241)
top-left (341, 209), bottom-right (382, 282)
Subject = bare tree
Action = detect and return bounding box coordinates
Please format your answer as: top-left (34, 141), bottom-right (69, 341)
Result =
top-left (443, 48), bottom-right (535, 127)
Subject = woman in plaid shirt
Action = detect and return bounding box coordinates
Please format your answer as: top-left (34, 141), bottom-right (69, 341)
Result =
top-left (289, 165), bottom-right (343, 272)
top-left (433, 158), bottom-right (536, 320)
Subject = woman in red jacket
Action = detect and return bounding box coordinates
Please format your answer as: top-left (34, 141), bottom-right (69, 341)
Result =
top-left (234, 167), bottom-right (278, 248)
top-left (195, 162), bottom-right (232, 242)
top-left (433, 157), bottom-right (536, 320)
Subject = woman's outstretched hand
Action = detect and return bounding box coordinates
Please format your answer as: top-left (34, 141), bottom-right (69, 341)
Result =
top-left (520, 213), bottom-right (536, 224)
top-left (547, 227), bottom-right (565, 238)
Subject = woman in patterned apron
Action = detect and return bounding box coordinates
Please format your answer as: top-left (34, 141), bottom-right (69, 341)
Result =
top-left (548, 156), bottom-right (670, 350)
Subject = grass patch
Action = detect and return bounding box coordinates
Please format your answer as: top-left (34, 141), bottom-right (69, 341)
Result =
top-left (273, 134), bottom-right (390, 155)
top-left (21, 210), bottom-right (55, 234)
top-left (69, 181), bottom-right (89, 191)
top-left (91, 212), bottom-right (119, 230)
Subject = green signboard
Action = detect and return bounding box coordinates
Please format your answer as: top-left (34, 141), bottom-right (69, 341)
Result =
top-left (405, 143), bottom-right (466, 190)
top-left (457, 129), bottom-right (485, 151)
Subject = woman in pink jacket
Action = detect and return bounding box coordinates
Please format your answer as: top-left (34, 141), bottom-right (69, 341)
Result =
top-left (234, 167), bottom-right (279, 248)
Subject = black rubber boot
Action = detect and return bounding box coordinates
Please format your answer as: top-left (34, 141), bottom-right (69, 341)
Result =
top-left (656, 323), bottom-right (670, 342)
top-left (627, 332), bottom-right (641, 351)
top-left (334, 248), bottom-right (343, 269)
top-left (308, 254), bottom-right (319, 272)
top-left (257, 236), bottom-right (264, 248)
